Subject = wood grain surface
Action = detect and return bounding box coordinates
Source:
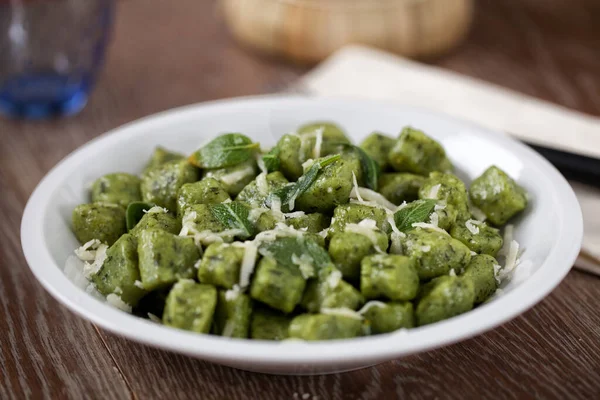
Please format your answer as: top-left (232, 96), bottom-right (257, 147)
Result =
top-left (1, 0), bottom-right (600, 399)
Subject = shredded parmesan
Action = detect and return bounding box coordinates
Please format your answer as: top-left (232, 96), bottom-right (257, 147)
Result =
top-left (284, 211), bottom-right (306, 219)
top-left (106, 294), bottom-right (132, 313)
top-left (302, 158), bottom-right (315, 170)
top-left (357, 301), bottom-right (387, 314)
top-left (134, 280), bottom-right (144, 289)
top-left (351, 172), bottom-right (364, 202)
top-left (219, 164), bottom-right (255, 186)
top-left (145, 206), bottom-right (168, 214)
top-left (222, 319), bottom-right (236, 337)
top-left (253, 222), bottom-right (308, 245)
top-left (498, 240), bottom-right (519, 281)
top-left (493, 264), bottom-right (502, 284)
top-left (256, 152), bottom-right (267, 174)
top-left (468, 200), bottom-right (487, 222)
top-left (350, 184), bottom-right (397, 212)
top-left (320, 307), bottom-right (363, 320)
top-left (389, 232), bottom-right (404, 254)
top-left (75, 240), bottom-right (108, 279)
top-left (327, 269), bottom-right (342, 289)
top-left (465, 219), bottom-right (482, 235)
top-left (192, 229), bottom-right (244, 247)
top-left (248, 207), bottom-right (270, 224)
top-left (225, 285), bottom-right (242, 301)
top-left (429, 211), bottom-right (439, 227)
top-left (449, 268), bottom-right (456, 277)
top-left (498, 224), bottom-right (514, 257)
top-left (345, 219), bottom-right (385, 253)
top-left (74, 239), bottom-right (102, 261)
top-left (427, 184), bottom-right (441, 199)
top-left (179, 210), bottom-right (198, 236)
top-left (313, 127), bottom-right (324, 159)
top-left (291, 253), bottom-right (316, 279)
top-left (238, 242), bottom-right (258, 289)
top-left (256, 172), bottom-right (269, 196)
top-left (411, 222), bottom-right (450, 235)
top-left (269, 195), bottom-right (285, 221)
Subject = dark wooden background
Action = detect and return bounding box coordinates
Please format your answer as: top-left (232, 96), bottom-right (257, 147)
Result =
top-left (2, 0), bottom-right (600, 398)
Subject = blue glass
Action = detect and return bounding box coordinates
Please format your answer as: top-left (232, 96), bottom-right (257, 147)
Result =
top-left (0, 0), bottom-right (114, 119)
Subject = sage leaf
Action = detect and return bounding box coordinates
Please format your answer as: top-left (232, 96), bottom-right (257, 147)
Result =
top-left (394, 199), bottom-right (438, 232)
top-left (266, 154), bottom-right (340, 212)
top-left (334, 143), bottom-right (380, 191)
top-left (258, 236), bottom-right (331, 273)
top-left (189, 133), bottom-right (259, 169)
top-left (209, 201), bottom-right (254, 239)
top-left (126, 202), bottom-right (155, 231)
top-left (262, 147), bottom-right (280, 173)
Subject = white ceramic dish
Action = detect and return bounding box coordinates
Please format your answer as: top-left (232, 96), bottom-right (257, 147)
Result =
top-left (21, 96), bottom-right (582, 375)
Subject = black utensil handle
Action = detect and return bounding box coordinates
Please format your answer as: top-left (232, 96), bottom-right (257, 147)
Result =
top-left (525, 142), bottom-right (600, 187)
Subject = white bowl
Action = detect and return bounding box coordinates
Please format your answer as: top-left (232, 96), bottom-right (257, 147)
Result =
top-left (21, 95), bottom-right (582, 375)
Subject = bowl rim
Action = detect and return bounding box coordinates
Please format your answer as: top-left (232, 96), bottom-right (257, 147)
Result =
top-left (21, 94), bottom-right (582, 366)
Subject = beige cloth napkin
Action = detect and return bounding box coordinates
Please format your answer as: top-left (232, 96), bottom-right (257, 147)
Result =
top-left (294, 45), bottom-right (600, 275)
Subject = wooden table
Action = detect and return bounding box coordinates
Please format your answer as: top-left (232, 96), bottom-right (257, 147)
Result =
top-left (2, 0), bottom-right (600, 398)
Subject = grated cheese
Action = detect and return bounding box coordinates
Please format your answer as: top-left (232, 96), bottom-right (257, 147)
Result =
top-left (427, 184), bottom-right (441, 199)
top-left (74, 239), bottom-right (102, 261)
top-left (468, 198), bottom-right (487, 222)
top-left (327, 269), bottom-right (342, 289)
top-left (192, 229), bottom-right (245, 247)
top-left (434, 203), bottom-right (446, 211)
top-left (350, 183), bottom-right (397, 212)
top-left (145, 206), bottom-right (169, 215)
top-left (429, 211), bottom-right (439, 227)
top-left (351, 172), bottom-right (364, 202)
top-left (498, 224), bottom-right (514, 256)
top-left (134, 280), bottom-right (144, 289)
top-left (106, 294), bottom-right (132, 313)
top-left (179, 210), bottom-right (198, 236)
top-left (270, 195), bottom-right (285, 221)
top-left (357, 301), bottom-right (387, 315)
top-left (313, 127), bottom-right (324, 159)
top-left (248, 207), bottom-right (270, 224)
top-left (222, 319), bottom-right (236, 338)
top-left (238, 241), bottom-right (258, 289)
top-left (225, 284), bottom-right (242, 301)
top-left (256, 172), bottom-right (269, 196)
top-left (449, 268), bottom-right (456, 277)
top-left (411, 222), bottom-right (450, 236)
top-left (389, 232), bottom-right (404, 254)
top-left (493, 264), bottom-right (502, 284)
top-left (256, 152), bottom-right (268, 174)
top-left (75, 240), bottom-right (108, 279)
top-left (219, 164), bottom-right (255, 186)
top-left (284, 211), bottom-right (306, 219)
top-left (320, 307), bottom-right (363, 320)
top-left (395, 201), bottom-right (409, 212)
top-left (301, 158), bottom-right (315, 170)
top-left (498, 240), bottom-right (519, 281)
top-left (344, 219), bottom-right (385, 253)
top-left (291, 253), bottom-right (316, 279)
top-left (465, 219), bottom-right (482, 235)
